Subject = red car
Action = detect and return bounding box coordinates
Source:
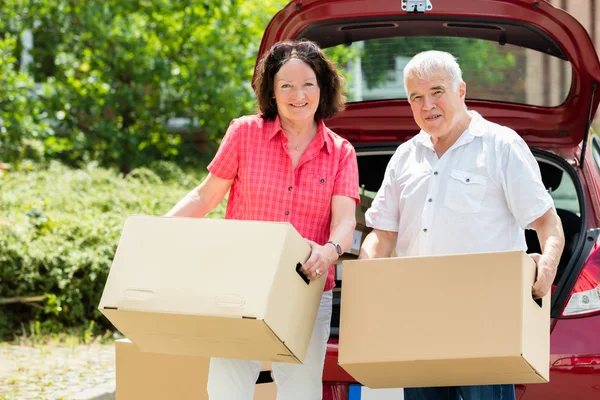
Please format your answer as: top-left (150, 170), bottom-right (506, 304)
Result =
top-left (257, 1), bottom-right (600, 399)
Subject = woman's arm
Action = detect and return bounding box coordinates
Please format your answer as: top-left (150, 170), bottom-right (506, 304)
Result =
top-left (301, 195), bottom-right (356, 280)
top-left (165, 173), bottom-right (233, 218)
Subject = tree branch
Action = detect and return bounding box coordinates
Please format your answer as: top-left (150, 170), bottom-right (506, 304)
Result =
top-left (0, 295), bottom-right (46, 305)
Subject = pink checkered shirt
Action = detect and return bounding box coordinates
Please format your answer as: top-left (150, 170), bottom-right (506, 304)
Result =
top-left (208, 114), bottom-right (359, 291)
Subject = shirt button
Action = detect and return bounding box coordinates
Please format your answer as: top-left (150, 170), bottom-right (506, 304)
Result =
top-left (423, 228), bottom-right (428, 233)
top-left (428, 198), bottom-right (433, 202)
top-left (288, 186), bottom-right (293, 191)
top-left (466, 178), bottom-right (470, 183)
top-left (285, 211), bottom-right (290, 216)
top-left (320, 178), bottom-right (325, 183)
top-left (434, 171), bottom-right (438, 175)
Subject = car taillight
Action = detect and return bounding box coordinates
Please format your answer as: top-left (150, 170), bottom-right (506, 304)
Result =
top-left (323, 383), bottom-right (348, 400)
top-left (553, 355), bottom-right (600, 366)
top-left (560, 240), bottom-right (600, 317)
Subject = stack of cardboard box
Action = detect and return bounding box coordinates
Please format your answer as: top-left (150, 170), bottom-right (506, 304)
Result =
top-left (99, 216), bottom-right (325, 399)
top-left (100, 212), bottom-right (552, 396)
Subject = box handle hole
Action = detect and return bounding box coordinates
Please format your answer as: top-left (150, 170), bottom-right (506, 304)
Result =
top-left (296, 263), bottom-right (310, 285)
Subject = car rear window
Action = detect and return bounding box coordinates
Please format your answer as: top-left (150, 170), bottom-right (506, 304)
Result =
top-left (550, 166), bottom-right (579, 216)
top-left (323, 36), bottom-right (572, 107)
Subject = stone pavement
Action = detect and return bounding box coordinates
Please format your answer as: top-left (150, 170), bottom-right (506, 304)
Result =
top-left (0, 341), bottom-right (116, 400)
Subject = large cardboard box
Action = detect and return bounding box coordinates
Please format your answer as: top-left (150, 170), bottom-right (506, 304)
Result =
top-left (115, 338), bottom-right (209, 399)
top-left (115, 339), bottom-right (276, 399)
top-left (100, 216), bottom-right (325, 363)
top-left (339, 251), bottom-right (550, 389)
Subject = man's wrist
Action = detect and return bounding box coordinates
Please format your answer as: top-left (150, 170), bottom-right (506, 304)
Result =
top-left (540, 252), bottom-right (559, 270)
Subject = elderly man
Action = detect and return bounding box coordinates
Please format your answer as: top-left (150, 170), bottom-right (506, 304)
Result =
top-left (359, 50), bottom-right (565, 400)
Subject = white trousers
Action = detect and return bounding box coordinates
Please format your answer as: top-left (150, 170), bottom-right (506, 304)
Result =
top-left (207, 290), bottom-right (333, 400)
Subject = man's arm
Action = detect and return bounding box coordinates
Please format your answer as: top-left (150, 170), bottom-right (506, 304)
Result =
top-left (530, 208), bottom-right (565, 298)
top-left (359, 228), bottom-right (398, 259)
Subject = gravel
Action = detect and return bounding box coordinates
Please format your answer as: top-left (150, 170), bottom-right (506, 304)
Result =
top-left (0, 341), bottom-right (115, 400)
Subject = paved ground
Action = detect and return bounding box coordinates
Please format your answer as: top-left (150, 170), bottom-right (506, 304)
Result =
top-left (0, 341), bottom-right (115, 400)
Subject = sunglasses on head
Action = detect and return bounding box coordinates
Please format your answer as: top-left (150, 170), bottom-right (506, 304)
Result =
top-left (270, 41), bottom-right (320, 60)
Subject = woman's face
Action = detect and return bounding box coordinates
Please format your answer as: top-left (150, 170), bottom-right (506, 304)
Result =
top-left (273, 58), bottom-right (320, 124)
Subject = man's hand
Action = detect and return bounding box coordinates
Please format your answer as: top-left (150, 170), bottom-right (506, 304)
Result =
top-left (529, 208), bottom-right (564, 299)
top-left (301, 239), bottom-right (338, 280)
top-left (529, 253), bottom-right (558, 298)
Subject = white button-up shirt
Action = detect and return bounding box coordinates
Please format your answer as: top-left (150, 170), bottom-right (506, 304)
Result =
top-left (365, 111), bottom-right (554, 257)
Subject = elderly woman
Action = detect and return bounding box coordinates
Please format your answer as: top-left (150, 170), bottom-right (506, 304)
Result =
top-left (166, 39), bottom-right (359, 399)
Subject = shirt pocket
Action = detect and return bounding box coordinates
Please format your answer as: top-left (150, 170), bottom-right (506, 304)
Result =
top-left (444, 170), bottom-right (488, 213)
top-left (307, 173), bottom-right (335, 196)
top-left (299, 172), bottom-right (335, 211)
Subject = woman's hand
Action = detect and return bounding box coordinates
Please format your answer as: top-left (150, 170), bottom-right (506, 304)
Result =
top-left (300, 239), bottom-right (338, 280)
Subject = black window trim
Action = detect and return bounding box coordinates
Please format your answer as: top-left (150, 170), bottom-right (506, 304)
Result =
top-left (591, 135), bottom-right (600, 170)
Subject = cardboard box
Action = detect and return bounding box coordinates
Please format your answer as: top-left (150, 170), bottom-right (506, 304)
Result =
top-left (115, 339), bottom-right (276, 399)
top-left (339, 251), bottom-right (550, 389)
top-left (345, 193), bottom-right (374, 256)
top-left (115, 338), bottom-right (209, 399)
top-left (335, 253), bottom-right (358, 281)
top-left (100, 216), bottom-right (325, 363)
top-left (356, 193), bottom-right (373, 227)
top-left (254, 381), bottom-right (277, 400)
top-left (346, 223), bottom-right (372, 256)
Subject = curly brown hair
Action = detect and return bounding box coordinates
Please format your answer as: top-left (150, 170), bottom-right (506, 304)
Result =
top-left (254, 40), bottom-right (346, 121)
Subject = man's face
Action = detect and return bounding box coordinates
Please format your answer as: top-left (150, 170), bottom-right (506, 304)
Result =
top-left (406, 72), bottom-right (467, 140)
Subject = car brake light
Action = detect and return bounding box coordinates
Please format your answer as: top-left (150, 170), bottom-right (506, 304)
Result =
top-left (560, 240), bottom-right (600, 317)
top-left (553, 355), bottom-right (600, 366)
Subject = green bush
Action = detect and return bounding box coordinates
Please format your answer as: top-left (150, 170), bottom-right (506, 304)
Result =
top-left (0, 35), bottom-right (51, 165)
top-left (0, 161), bottom-right (224, 339)
top-left (1, 0), bottom-right (287, 172)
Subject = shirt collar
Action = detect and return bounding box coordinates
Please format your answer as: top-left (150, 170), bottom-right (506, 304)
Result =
top-left (267, 115), bottom-right (332, 154)
top-left (466, 110), bottom-right (485, 137)
top-left (415, 110), bottom-right (485, 149)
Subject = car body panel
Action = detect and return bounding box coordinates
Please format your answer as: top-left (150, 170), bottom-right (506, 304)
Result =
top-left (582, 142), bottom-right (600, 226)
top-left (258, 1), bottom-right (600, 398)
top-left (518, 314), bottom-right (600, 399)
top-left (323, 312), bottom-right (600, 399)
top-left (258, 0), bottom-right (600, 147)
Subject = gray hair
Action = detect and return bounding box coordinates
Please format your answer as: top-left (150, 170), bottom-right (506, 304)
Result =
top-left (403, 51), bottom-right (464, 93)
